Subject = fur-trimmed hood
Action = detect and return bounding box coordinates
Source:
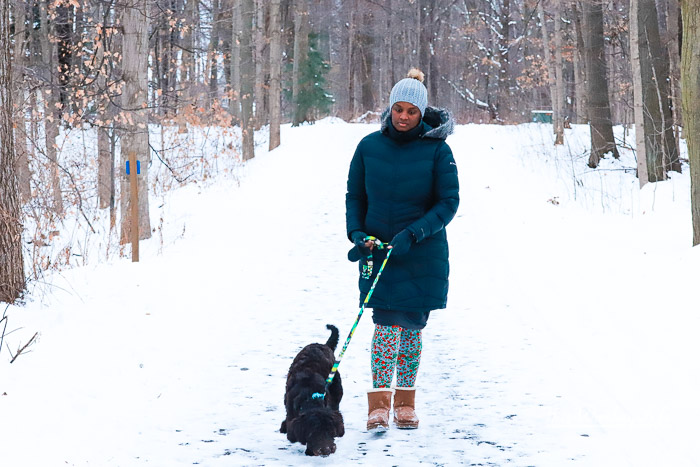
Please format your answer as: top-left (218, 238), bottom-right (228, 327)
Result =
top-left (380, 106), bottom-right (455, 140)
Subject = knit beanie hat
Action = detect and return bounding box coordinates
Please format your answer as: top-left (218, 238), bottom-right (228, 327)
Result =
top-left (389, 68), bottom-right (428, 117)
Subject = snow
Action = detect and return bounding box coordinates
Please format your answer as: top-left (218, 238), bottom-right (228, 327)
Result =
top-left (2, 120), bottom-right (699, 466)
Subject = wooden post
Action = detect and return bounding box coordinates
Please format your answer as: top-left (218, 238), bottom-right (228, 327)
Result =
top-left (129, 151), bottom-right (139, 262)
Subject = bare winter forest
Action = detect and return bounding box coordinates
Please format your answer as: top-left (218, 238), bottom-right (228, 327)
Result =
top-left (1, 0), bottom-right (700, 304)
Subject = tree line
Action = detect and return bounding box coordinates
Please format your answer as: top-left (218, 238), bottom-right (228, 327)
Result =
top-left (2, 0), bottom-right (700, 304)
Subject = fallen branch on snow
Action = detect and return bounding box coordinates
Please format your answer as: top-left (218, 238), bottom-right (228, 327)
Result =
top-left (10, 332), bottom-right (39, 364)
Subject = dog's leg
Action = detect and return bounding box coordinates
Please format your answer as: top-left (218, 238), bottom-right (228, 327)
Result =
top-left (280, 419), bottom-right (287, 433)
top-left (286, 419), bottom-right (299, 443)
top-left (326, 371), bottom-right (343, 410)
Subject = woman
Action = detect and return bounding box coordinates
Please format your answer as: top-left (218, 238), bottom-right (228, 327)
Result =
top-left (346, 69), bottom-right (459, 431)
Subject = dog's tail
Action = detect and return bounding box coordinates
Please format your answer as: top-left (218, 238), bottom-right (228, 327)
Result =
top-left (325, 324), bottom-right (339, 351)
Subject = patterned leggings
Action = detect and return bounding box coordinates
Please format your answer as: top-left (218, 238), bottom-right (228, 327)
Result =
top-left (371, 324), bottom-right (422, 388)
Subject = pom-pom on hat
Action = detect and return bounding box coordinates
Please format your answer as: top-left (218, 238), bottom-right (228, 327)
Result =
top-left (389, 68), bottom-right (428, 117)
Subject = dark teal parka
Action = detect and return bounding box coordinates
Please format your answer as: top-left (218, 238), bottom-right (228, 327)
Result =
top-left (346, 106), bottom-right (460, 312)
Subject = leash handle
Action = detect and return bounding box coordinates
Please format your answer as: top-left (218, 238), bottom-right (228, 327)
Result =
top-left (360, 236), bottom-right (390, 279)
top-left (326, 247), bottom-right (393, 390)
top-left (364, 236), bottom-right (388, 249)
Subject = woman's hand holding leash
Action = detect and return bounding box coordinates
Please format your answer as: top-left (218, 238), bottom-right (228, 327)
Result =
top-left (388, 229), bottom-right (415, 255)
top-left (351, 231), bottom-right (374, 256)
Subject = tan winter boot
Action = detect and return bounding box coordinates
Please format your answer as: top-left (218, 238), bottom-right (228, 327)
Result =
top-left (393, 387), bottom-right (419, 429)
top-left (367, 389), bottom-right (393, 432)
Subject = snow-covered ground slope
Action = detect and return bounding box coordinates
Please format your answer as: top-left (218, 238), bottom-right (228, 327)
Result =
top-left (1, 120), bottom-right (699, 466)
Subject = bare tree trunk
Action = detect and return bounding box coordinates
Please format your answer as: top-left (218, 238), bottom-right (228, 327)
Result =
top-left (358, 8), bottom-right (375, 113)
top-left (155, 9), bottom-right (173, 117)
top-left (553, 0), bottom-right (565, 144)
top-left (231, 0), bottom-right (241, 119)
top-left (0, 0), bottom-right (25, 302)
top-left (96, 117), bottom-right (112, 212)
top-left (96, 4), bottom-right (111, 209)
top-left (652, 0), bottom-right (680, 174)
top-left (631, 0), bottom-right (677, 183)
top-left (39, 0), bottom-right (64, 216)
top-left (269, 0), bottom-right (281, 150)
top-left (499, 0), bottom-right (512, 117)
top-left (346, 0), bottom-right (356, 119)
top-left (419, 0), bottom-right (432, 101)
top-left (168, 10), bottom-right (179, 118)
top-left (220, 0), bottom-right (232, 102)
top-left (292, 0), bottom-right (309, 126)
top-left (381, 0), bottom-right (394, 107)
top-left (120, 0), bottom-right (151, 244)
top-left (239, 0), bottom-right (255, 160)
top-left (153, 24), bottom-right (163, 115)
top-left (681, 1), bottom-right (700, 245)
top-left (53, 1), bottom-right (72, 112)
top-left (208, 0), bottom-right (221, 106)
top-left (29, 84), bottom-right (37, 148)
top-left (254, 1), bottom-right (267, 128)
top-left (582, 0), bottom-right (619, 167)
top-left (12, 2), bottom-right (30, 202)
top-left (572, 1), bottom-right (587, 124)
top-left (378, 0), bottom-right (387, 107)
top-left (183, 0), bottom-right (197, 101)
top-left (663, 0), bottom-right (682, 152)
top-left (109, 123), bottom-right (116, 230)
top-left (630, 0), bottom-right (649, 187)
top-left (414, 0), bottom-right (420, 69)
top-left (654, 0), bottom-right (682, 173)
top-left (538, 1), bottom-right (559, 138)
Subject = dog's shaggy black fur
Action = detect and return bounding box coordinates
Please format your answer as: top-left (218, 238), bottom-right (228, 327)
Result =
top-left (280, 324), bottom-right (344, 456)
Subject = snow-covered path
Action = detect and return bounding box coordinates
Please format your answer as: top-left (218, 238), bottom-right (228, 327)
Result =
top-left (2, 121), bottom-right (699, 466)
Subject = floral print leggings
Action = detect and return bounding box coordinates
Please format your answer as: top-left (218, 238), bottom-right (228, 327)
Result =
top-left (371, 324), bottom-right (422, 388)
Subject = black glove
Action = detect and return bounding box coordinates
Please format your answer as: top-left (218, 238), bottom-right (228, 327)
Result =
top-left (389, 229), bottom-right (415, 256)
top-left (348, 231), bottom-right (371, 262)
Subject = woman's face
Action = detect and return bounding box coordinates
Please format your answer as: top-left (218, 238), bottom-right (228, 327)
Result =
top-left (391, 102), bottom-right (421, 132)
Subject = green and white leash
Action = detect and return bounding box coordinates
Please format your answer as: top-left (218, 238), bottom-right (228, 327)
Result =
top-left (324, 237), bottom-right (392, 393)
top-left (361, 236), bottom-right (387, 279)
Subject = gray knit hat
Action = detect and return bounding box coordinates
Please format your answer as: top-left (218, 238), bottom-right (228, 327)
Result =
top-left (389, 68), bottom-right (428, 117)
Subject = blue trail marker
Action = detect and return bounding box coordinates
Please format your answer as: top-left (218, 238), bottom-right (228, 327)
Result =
top-left (125, 160), bottom-right (141, 175)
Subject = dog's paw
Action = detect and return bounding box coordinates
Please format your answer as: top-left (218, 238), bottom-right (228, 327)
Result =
top-left (306, 443), bottom-right (337, 456)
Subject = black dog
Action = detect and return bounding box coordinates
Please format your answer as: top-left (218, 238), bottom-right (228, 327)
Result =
top-left (280, 324), bottom-right (344, 456)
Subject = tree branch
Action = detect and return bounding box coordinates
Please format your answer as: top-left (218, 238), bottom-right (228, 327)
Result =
top-left (10, 332), bottom-right (38, 364)
top-left (0, 304), bottom-right (9, 357)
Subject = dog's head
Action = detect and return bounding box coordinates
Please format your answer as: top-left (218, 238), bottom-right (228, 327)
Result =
top-left (287, 407), bottom-right (345, 456)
